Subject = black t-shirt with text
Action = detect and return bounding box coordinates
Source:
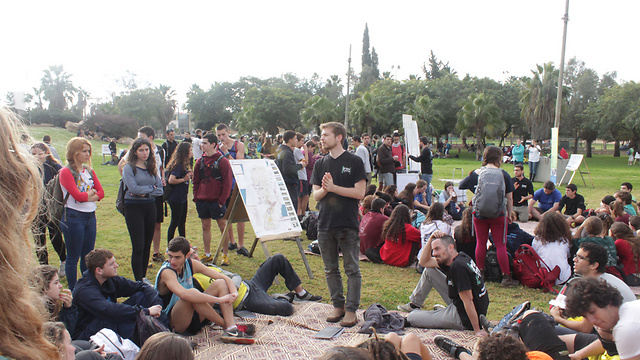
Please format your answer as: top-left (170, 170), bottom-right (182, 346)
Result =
top-left (512, 176), bottom-right (535, 207)
top-left (440, 252), bottom-right (489, 330)
top-left (311, 151), bottom-right (366, 231)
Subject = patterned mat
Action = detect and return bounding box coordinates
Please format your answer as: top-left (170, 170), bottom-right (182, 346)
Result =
top-left (191, 302), bottom-right (479, 360)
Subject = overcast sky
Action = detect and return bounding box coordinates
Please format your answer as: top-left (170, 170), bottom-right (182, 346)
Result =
top-left (3, 0), bottom-right (638, 107)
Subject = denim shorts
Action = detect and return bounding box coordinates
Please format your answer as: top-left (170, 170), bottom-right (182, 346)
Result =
top-left (195, 201), bottom-right (227, 220)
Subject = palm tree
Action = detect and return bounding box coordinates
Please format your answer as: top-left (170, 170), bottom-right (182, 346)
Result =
top-left (457, 93), bottom-right (501, 160)
top-left (301, 95), bottom-right (340, 135)
top-left (157, 84), bottom-right (177, 133)
top-left (405, 95), bottom-right (442, 137)
top-left (349, 91), bottom-right (384, 135)
top-left (520, 63), bottom-right (567, 140)
top-left (41, 65), bottom-right (77, 111)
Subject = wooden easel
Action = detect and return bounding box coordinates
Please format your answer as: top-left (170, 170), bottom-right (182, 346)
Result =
top-left (558, 154), bottom-right (594, 188)
top-left (212, 187), bottom-right (314, 279)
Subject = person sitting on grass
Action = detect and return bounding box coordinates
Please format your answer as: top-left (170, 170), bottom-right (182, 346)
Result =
top-left (439, 181), bottom-right (465, 221)
top-left (593, 195), bottom-right (616, 216)
top-left (453, 208), bottom-right (477, 262)
top-left (572, 216), bottom-right (618, 267)
top-left (379, 204), bottom-right (422, 268)
top-left (531, 212), bottom-right (573, 285)
top-left (629, 215), bottom-right (640, 235)
top-left (505, 211), bottom-right (535, 258)
top-left (557, 184), bottom-right (586, 227)
top-left (398, 232), bottom-right (488, 338)
top-left (434, 332), bottom-right (553, 360)
top-left (418, 203), bottom-right (452, 264)
top-left (610, 222), bottom-right (640, 286)
top-left (72, 249), bottom-right (164, 341)
top-left (529, 181), bottom-right (563, 221)
top-left (413, 179), bottom-right (431, 214)
top-left (44, 321), bottom-right (122, 360)
top-left (135, 332), bottom-right (194, 360)
top-left (319, 331), bottom-right (433, 360)
top-left (359, 198), bottom-right (390, 263)
top-left (615, 190), bottom-right (637, 216)
top-left (32, 265), bottom-right (77, 335)
top-left (612, 200), bottom-right (631, 225)
top-left (154, 237), bottom-right (251, 341)
top-left (187, 241), bottom-right (322, 316)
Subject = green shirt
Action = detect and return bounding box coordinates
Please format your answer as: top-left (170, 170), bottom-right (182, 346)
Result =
top-left (573, 236), bottom-right (618, 267)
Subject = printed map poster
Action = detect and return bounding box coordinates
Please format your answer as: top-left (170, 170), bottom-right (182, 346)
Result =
top-left (229, 159), bottom-right (302, 241)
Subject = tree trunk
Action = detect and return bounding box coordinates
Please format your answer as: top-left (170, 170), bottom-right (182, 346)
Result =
top-left (476, 134), bottom-right (482, 161)
top-left (614, 140), bottom-right (620, 157)
top-left (461, 136), bottom-right (468, 149)
top-left (586, 140), bottom-right (593, 158)
top-left (573, 134), bottom-right (579, 154)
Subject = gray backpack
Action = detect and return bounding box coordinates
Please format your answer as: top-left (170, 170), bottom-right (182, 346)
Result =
top-left (472, 167), bottom-right (506, 218)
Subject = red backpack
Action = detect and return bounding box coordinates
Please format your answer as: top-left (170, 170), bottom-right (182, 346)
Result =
top-left (513, 244), bottom-right (561, 293)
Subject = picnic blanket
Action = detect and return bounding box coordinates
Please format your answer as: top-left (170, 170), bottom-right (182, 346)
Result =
top-left (192, 301), bottom-right (479, 360)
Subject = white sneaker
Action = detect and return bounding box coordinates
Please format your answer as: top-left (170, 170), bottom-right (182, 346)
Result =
top-left (58, 261), bottom-right (66, 277)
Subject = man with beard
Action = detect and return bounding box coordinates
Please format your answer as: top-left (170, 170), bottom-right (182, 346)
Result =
top-left (399, 232), bottom-right (488, 336)
top-left (311, 122), bottom-right (366, 328)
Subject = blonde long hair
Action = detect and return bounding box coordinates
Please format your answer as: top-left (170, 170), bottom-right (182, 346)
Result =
top-left (0, 108), bottom-right (60, 359)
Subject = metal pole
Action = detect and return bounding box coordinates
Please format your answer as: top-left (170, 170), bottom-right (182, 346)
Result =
top-left (345, 45), bottom-right (352, 129)
top-left (554, 0), bottom-right (570, 129)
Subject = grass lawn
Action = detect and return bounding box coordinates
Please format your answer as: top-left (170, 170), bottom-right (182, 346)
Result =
top-left (28, 125), bottom-right (637, 320)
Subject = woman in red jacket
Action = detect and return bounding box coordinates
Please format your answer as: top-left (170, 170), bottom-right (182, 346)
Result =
top-left (380, 204), bottom-right (421, 267)
top-left (59, 137), bottom-right (104, 290)
top-left (610, 222), bottom-right (640, 285)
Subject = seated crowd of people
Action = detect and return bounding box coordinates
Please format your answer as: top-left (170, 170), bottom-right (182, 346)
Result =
top-left (4, 103), bottom-right (640, 360)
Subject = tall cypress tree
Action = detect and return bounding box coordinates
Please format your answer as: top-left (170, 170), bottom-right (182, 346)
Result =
top-left (362, 24), bottom-right (372, 68)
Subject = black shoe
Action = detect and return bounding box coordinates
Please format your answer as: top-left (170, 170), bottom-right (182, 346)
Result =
top-left (272, 293), bottom-right (294, 303)
top-left (152, 253), bottom-right (165, 262)
top-left (236, 247), bottom-right (249, 257)
top-left (228, 243), bottom-right (238, 251)
top-left (479, 314), bottom-right (494, 332)
top-left (433, 336), bottom-right (471, 359)
top-left (295, 291), bottom-right (322, 302)
top-left (492, 301), bottom-right (530, 334)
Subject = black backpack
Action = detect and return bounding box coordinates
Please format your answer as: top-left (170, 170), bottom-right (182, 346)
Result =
top-left (198, 156), bottom-right (223, 182)
top-left (133, 308), bottom-right (170, 346)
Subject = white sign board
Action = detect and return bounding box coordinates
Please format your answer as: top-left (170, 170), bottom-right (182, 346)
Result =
top-left (229, 159), bottom-right (302, 241)
top-left (565, 154), bottom-right (583, 172)
top-left (101, 144), bottom-right (111, 155)
top-left (402, 114), bottom-right (420, 172)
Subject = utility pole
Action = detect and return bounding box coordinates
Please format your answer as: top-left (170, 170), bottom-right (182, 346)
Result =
top-left (345, 45), bottom-right (352, 130)
top-left (551, 0), bottom-right (570, 184)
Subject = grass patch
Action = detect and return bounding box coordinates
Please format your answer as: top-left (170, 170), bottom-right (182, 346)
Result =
top-left (29, 125), bottom-right (634, 320)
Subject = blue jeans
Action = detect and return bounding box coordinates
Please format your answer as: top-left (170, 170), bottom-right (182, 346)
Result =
top-left (317, 228), bottom-right (361, 312)
top-left (420, 173), bottom-right (433, 205)
top-left (529, 161), bottom-right (539, 181)
top-left (60, 208), bottom-right (97, 290)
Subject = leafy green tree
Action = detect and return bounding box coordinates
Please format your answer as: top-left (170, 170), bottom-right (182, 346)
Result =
top-left (71, 88), bottom-right (89, 118)
top-left (356, 23), bottom-right (379, 93)
top-left (317, 75), bottom-right (343, 102)
top-left (237, 85), bottom-right (308, 135)
top-left (457, 93), bottom-right (501, 160)
top-left (425, 74), bottom-right (470, 139)
top-left (422, 51), bottom-right (455, 80)
top-left (185, 83), bottom-right (234, 131)
top-left (157, 84), bottom-right (177, 133)
top-left (40, 65), bottom-right (77, 111)
top-left (301, 95), bottom-right (340, 134)
top-left (563, 58), bottom-right (600, 152)
top-left (115, 88), bottom-right (166, 129)
top-left (592, 82), bottom-right (640, 157)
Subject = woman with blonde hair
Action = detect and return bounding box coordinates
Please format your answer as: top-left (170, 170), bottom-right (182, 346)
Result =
top-left (60, 137), bottom-right (104, 290)
top-left (135, 332), bottom-right (194, 360)
top-left (0, 108), bottom-right (59, 359)
top-left (31, 141), bottom-right (67, 268)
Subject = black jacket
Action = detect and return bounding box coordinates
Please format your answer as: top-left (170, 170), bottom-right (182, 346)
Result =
top-left (409, 147), bottom-right (433, 175)
top-left (72, 271), bottom-right (162, 339)
top-left (276, 144), bottom-right (302, 185)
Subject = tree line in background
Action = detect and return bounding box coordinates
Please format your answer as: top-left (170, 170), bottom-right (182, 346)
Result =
top-left (5, 25), bottom-right (640, 158)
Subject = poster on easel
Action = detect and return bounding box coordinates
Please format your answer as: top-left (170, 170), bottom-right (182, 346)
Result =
top-left (228, 159), bottom-right (302, 241)
top-left (402, 114), bottom-right (420, 172)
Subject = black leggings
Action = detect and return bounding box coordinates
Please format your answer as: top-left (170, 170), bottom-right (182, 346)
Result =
top-left (34, 212), bottom-right (66, 265)
top-left (167, 201), bottom-right (187, 243)
top-left (125, 202), bottom-right (156, 281)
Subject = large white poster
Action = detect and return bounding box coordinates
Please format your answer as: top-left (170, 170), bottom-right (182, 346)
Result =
top-left (229, 159), bottom-right (302, 241)
top-left (402, 114), bottom-right (420, 172)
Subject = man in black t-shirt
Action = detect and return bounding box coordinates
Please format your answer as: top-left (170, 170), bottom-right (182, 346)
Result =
top-left (311, 122), bottom-right (366, 328)
top-left (402, 233), bottom-right (488, 336)
top-left (558, 183), bottom-right (586, 226)
top-left (512, 164), bottom-right (534, 222)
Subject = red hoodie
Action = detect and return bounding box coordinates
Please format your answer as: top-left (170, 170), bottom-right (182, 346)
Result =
top-left (192, 151), bottom-right (232, 204)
